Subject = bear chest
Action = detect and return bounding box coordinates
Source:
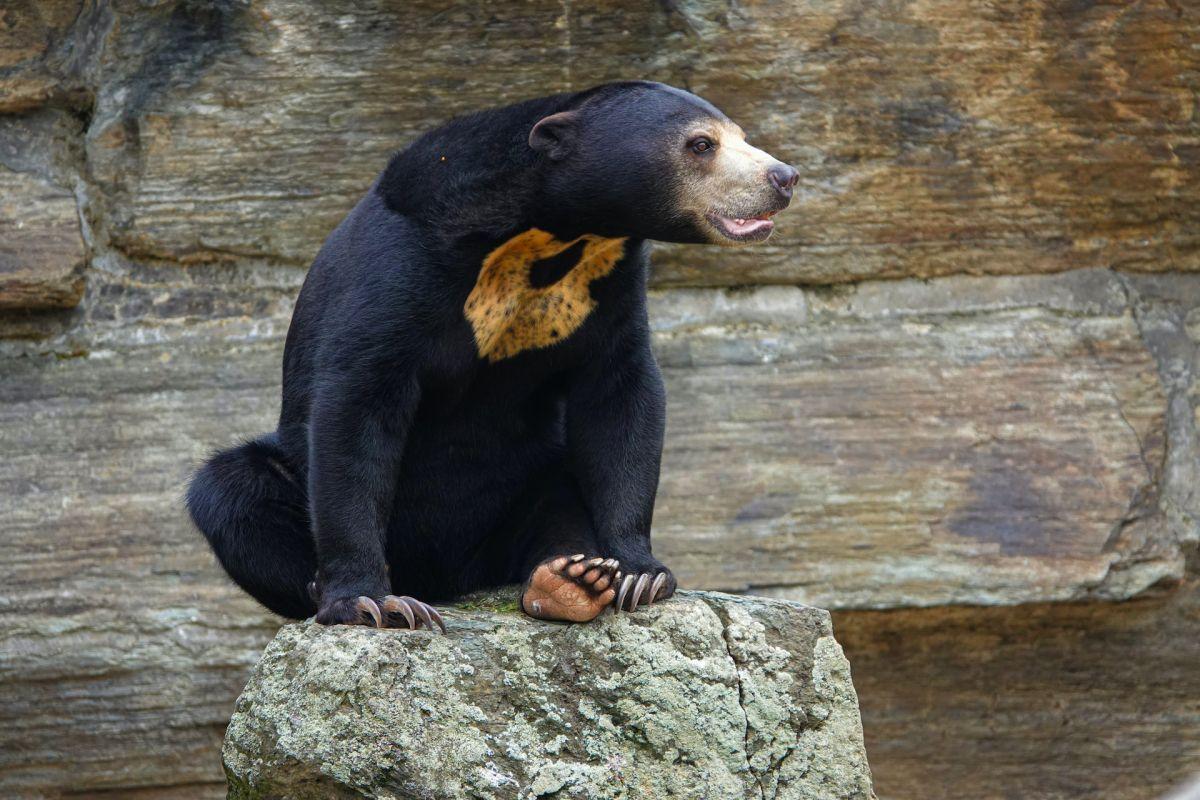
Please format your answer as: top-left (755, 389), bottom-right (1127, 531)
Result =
top-left (464, 228), bottom-right (627, 363)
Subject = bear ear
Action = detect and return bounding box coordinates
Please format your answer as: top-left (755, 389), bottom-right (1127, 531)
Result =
top-left (529, 111), bottom-right (579, 160)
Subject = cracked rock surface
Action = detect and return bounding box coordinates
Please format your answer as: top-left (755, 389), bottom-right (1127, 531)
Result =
top-left (223, 590), bottom-right (874, 800)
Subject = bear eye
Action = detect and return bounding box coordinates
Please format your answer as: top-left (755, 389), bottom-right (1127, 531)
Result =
top-left (688, 137), bottom-right (715, 155)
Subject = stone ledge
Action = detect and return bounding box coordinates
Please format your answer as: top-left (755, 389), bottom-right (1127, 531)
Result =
top-left (223, 590), bottom-right (875, 800)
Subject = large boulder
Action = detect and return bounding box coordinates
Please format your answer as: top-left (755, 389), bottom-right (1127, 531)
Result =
top-left (223, 590), bottom-right (875, 800)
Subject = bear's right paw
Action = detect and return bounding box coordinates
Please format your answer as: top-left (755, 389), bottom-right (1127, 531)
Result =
top-left (315, 594), bottom-right (446, 633)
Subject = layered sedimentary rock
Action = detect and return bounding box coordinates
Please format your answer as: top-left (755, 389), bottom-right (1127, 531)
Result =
top-left (2, 0), bottom-right (1197, 309)
top-left (0, 108), bottom-right (86, 309)
top-left (0, 164), bottom-right (84, 308)
top-left (651, 271), bottom-right (1180, 609)
top-left (835, 579), bottom-right (1200, 800)
top-left (3, 271), bottom-right (1196, 797)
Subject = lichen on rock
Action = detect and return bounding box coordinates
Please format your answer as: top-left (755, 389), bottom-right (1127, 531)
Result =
top-left (223, 589), bottom-right (875, 799)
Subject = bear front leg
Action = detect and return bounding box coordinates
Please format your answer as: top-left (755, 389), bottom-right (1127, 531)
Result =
top-left (564, 325), bottom-right (678, 613)
top-left (308, 369), bottom-right (445, 632)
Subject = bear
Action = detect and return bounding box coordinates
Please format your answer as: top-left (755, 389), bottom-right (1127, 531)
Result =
top-left (186, 81), bottom-right (797, 630)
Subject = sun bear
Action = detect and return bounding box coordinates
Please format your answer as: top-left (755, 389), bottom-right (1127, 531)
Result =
top-left (186, 81), bottom-right (797, 630)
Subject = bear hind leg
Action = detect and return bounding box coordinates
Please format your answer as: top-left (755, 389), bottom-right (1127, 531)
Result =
top-left (502, 474), bottom-right (624, 622)
top-left (507, 473), bottom-right (675, 620)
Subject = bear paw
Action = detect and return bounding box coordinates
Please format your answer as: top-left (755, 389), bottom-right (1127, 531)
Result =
top-left (314, 594), bottom-right (446, 633)
top-left (521, 554), bottom-right (619, 623)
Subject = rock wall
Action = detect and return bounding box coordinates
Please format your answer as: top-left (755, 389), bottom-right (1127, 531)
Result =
top-left (1, 2), bottom-right (1197, 798)
top-left (835, 578), bottom-right (1200, 800)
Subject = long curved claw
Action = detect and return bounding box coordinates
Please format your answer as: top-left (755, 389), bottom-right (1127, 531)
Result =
top-left (631, 573), bottom-right (651, 611)
top-left (648, 572), bottom-right (668, 605)
top-left (424, 602), bottom-right (447, 634)
top-left (402, 595), bottom-right (443, 634)
top-left (405, 594), bottom-right (434, 633)
top-left (412, 603), bottom-right (434, 631)
top-left (615, 573), bottom-right (634, 612)
top-left (356, 596), bottom-right (383, 628)
top-left (381, 595), bottom-right (416, 629)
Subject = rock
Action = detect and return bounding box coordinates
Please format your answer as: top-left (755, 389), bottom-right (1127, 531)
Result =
top-left (223, 590), bottom-right (875, 800)
top-left (835, 577), bottom-right (1200, 800)
top-left (0, 0), bottom-right (91, 113)
top-left (0, 331), bottom-right (283, 798)
top-left (652, 269), bottom-right (1174, 609)
top-left (6, 0), bottom-right (1185, 285)
top-left (1163, 777), bottom-right (1200, 800)
top-left (0, 165), bottom-right (85, 308)
top-left (0, 110), bottom-right (87, 309)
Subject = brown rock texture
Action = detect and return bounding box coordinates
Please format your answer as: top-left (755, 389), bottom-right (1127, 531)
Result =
top-left (0, 108), bottom-right (87, 309)
top-left (1, 1), bottom-right (1198, 798)
top-left (0, 164), bottom-right (85, 308)
top-left (2, 271), bottom-right (1197, 798)
top-left (835, 579), bottom-right (1200, 800)
top-left (0, 1), bottom-right (89, 113)
top-left (3, 0), bottom-right (1197, 296)
top-left (651, 271), bottom-right (1178, 609)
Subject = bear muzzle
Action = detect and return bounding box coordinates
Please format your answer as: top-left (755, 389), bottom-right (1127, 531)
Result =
top-left (705, 166), bottom-right (796, 244)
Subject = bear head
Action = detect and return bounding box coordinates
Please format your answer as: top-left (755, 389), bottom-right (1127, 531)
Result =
top-left (529, 82), bottom-right (798, 246)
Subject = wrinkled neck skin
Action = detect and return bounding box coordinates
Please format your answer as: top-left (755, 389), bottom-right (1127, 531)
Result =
top-left (377, 94), bottom-right (645, 271)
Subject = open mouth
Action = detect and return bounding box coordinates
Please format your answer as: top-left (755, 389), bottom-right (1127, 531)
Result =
top-left (706, 209), bottom-right (777, 243)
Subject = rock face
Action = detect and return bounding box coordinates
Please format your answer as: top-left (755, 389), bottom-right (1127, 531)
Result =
top-left (223, 591), bottom-right (874, 800)
top-left (3, 270), bottom-right (1196, 798)
top-left (651, 271), bottom-right (1176, 609)
top-left (837, 578), bottom-right (1200, 800)
top-left (0, 108), bottom-right (86, 309)
top-left (0, 164), bottom-right (85, 309)
top-left (2, 0), bottom-right (1198, 309)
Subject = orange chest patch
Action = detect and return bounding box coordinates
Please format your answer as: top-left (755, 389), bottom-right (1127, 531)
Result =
top-left (464, 228), bottom-right (626, 362)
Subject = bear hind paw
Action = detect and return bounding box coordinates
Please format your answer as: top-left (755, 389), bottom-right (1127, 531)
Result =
top-left (521, 554), bottom-right (619, 623)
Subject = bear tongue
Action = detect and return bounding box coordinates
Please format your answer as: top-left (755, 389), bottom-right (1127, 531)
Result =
top-left (725, 216), bottom-right (773, 235)
top-left (707, 210), bottom-right (776, 241)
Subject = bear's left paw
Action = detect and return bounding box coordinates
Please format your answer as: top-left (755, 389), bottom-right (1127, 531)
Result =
top-left (522, 554), bottom-right (619, 623)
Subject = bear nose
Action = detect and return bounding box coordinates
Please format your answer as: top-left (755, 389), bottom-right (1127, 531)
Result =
top-left (768, 164), bottom-right (799, 200)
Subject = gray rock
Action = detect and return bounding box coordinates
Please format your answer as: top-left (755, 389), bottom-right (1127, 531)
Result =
top-left (223, 590), bottom-right (875, 800)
